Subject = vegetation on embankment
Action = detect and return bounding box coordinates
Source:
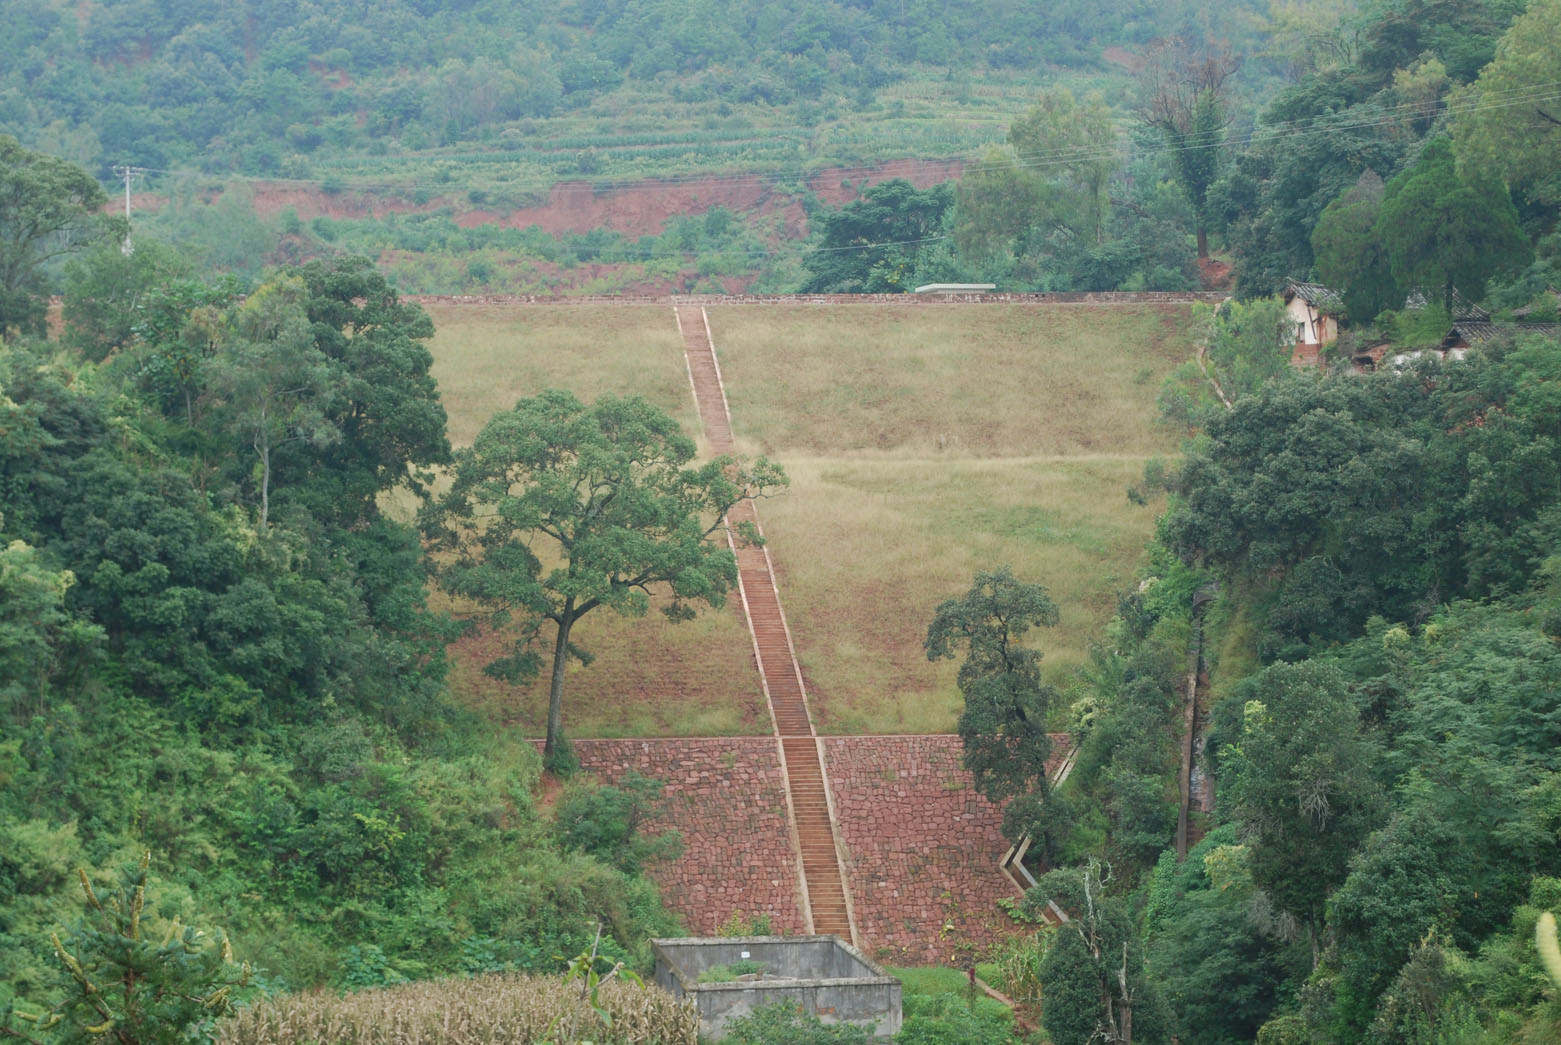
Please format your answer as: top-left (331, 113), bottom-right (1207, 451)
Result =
top-left (0, 259), bottom-right (684, 1007)
top-left (421, 301), bottom-right (1196, 738)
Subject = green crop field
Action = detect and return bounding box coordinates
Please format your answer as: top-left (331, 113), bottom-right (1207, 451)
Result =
top-left (424, 301), bottom-right (1196, 739)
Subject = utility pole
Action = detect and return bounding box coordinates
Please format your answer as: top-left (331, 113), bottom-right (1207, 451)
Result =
top-left (111, 165), bottom-right (142, 256)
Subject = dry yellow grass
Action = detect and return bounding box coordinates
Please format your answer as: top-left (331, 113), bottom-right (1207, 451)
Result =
top-left (217, 970), bottom-right (698, 1045)
top-left (438, 585), bottom-right (771, 739)
top-left (424, 302), bottom-right (699, 447)
top-left (706, 304), bottom-right (1189, 458)
top-left (422, 301), bottom-right (1196, 738)
top-left (703, 304), bottom-right (1192, 733)
top-left (759, 454), bottom-right (1161, 734)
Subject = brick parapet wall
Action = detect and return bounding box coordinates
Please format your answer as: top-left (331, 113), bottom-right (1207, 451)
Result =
top-left (570, 738), bottom-right (806, 935)
top-left (407, 291), bottom-right (1228, 307)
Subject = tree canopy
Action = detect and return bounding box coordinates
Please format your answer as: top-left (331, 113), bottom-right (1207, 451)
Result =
top-left (925, 566), bottom-right (1066, 853)
top-left (0, 137), bottom-right (109, 340)
top-left (1451, 0), bottom-right (1561, 205)
top-left (1376, 136), bottom-right (1529, 312)
top-left (800, 180), bottom-right (952, 293)
top-left (424, 389), bottom-right (786, 767)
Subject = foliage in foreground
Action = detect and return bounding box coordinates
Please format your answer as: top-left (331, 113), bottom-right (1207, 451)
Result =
top-left (215, 970), bottom-right (697, 1045)
top-left (0, 247), bottom-right (683, 998)
top-left (4, 855), bottom-right (250, 1045)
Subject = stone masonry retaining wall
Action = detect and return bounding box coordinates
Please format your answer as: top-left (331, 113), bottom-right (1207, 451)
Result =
top-left (571, 738), bottom-right (805, 935)
top-left (821, 736), bottom-right (1018, 965)
top-left (408, 291), bottom-right (1228, 306)
top-left (571, 734), bottom-right (1072, 965)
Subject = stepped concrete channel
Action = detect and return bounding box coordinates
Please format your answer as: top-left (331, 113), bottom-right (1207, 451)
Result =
top-left (557, 306), bottom-right (1068, 964)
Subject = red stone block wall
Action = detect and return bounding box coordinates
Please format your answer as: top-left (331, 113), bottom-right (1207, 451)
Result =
top-left (571, 738), bottom-right (806, 935)
top-left (570, 735), bottom-right (1070, 965)
top-left (821, 736), bottom-right (1024, 965)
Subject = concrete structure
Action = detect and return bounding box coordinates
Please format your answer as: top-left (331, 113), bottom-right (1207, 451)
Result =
top-left (652, 936), bottom-right (902, 1039)
top-left (913, 282), bottom-right (997, 294)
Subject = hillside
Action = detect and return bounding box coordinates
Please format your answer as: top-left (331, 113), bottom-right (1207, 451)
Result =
top-left (421, 297), bottom-right (1202, 738)
top-left (2, 0), bottom-right (1290, 293)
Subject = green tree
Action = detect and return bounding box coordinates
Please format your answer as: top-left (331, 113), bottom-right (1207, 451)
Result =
top-left (1137, 42), bottom-right (1237, 259)
top-left (1144, 829), bottom-right (1298, 1044)
top-left (1029, 860), bottom-right (1169, 1045)
top-left (8, 854), bottom-right (249, 1045)
top-left (952, 148), bottom-right (1048, 269)
top-left (287, 256), bottom-right (451, 528)
top-left (1222, 661), bottom-right (1380, 968)
top-left (1008, 88), bottom-right (1118, 245)
top-left (128, 277), bottom-right (242, 428)
top-left (1451, 0), bottom-right (1561, 204)
top-left (0, 136), bottom-right (109, 340)
top-left (1210, 85), bottom-right (1404, 299)
top-left (424, 390), bottom-right (786, 768)
top-left (1259, 0), bottom-right (1365, 78)
top-left (1311, 171), bottom-right (1398, 324)
top-left (925, 566), bottom-right (1067, 855)
top-left (800, 180), bottom-right (953, 293)
top-left (0, 532), bottom-right (100, 721)
top-left (1376, 137), bottom-right (1529, 312)
top-left (553, 770), bottom-right (682, 874)
top-left (1201, 297), bottom-right (1296, 403)
top-left (206, 275), bottom-right (340, 527)
top-left (61, 238), bottom-right (193, 362)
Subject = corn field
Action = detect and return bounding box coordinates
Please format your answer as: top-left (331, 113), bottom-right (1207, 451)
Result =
top-left (216, 972), bottom-right (698, 1045)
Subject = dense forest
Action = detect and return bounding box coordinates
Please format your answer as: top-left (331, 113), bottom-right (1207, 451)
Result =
top-left (0, 0), bottom-right (1258, 173)
top-left (0, 252), bottom-right (684, 1007)
top-left (3, 0), bottom-right (1561, 1042)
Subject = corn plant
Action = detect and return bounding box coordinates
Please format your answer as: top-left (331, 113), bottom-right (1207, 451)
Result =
top-left (216, 968), bottom-right (697, 1045)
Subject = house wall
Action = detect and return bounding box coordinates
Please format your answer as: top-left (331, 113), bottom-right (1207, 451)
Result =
top-left (1318, 313), bottom-right (1338, 344)
top-left (1286, 297), bottom-right (1338, 347)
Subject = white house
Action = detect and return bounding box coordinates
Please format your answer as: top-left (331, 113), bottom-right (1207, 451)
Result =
top-left (1283, 280), bottom-right (1343, 349)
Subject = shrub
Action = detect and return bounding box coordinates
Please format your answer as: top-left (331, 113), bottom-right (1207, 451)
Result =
top-left (717, 911), bottom-right (775, 937)
top-left (697, 960), bottom-right (767, 982)
top-left (552, 771), bottom-right (681, 874)
top-left (721, 1003), bottom-right (871, 1044)
top-left (10, 854), bottom-right (250, 1045)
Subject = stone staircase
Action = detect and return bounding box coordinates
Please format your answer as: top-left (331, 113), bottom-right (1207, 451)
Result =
top-left (675, 304), bottom-right (855, 943)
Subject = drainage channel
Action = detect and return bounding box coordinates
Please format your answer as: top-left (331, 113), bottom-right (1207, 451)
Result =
top-left (675, 303), bottom-right (856, 943)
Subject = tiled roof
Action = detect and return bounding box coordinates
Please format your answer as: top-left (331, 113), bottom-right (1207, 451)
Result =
top-left (1443, 321), bottom-right (1561, 345)
top-left (1285, 279), bottom-right (1343, 311)
top-left (1402, 288), bottom-right (1489, 321)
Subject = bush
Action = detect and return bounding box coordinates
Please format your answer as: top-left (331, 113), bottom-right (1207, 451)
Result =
top-left (721, 1003), bottom-right (871, 1044)
top-left (698, 960), bottom-right (767, 982)
top-left (10, 854), bottom-right (250, 1045)
top-left (552, 770), bottom-right (681, 874)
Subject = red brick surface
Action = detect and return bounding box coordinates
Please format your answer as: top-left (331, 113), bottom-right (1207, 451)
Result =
top-left (822, 736), bottom-right (1024, 965)
top-left (571, 738), bottom-right (806, 935)
top-left (573, 735), bottom-right (1074, 965)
